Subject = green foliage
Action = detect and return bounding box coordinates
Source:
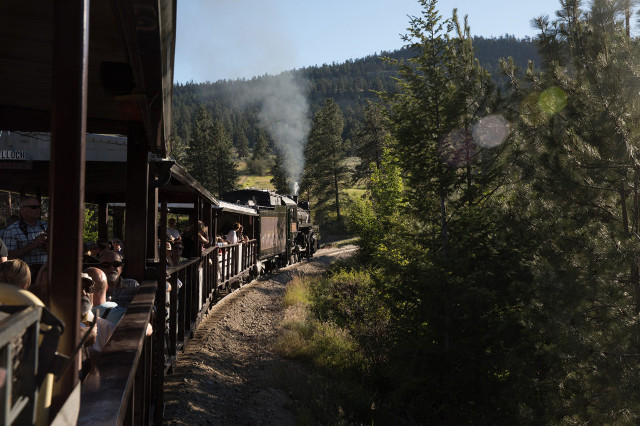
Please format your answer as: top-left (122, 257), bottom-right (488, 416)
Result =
top-left (171, 37), bottom-right (538, 166)
top-left (244, 158), bottom-right (269, 176)
top-left (83, 206), bottom-right (98, 243)
top-left (185, 106), bottom-right (238, 197)
top-left (348, 1), bottom-right (541, 422)
top-left (269, 151), bottom-right (290, 194)
top-left (302, 98), bottom-right (350, 223)
top-left (347, 148), bottom-right (406, 262)
top-left (352, 103), bottom-right (390, 184)
top-left (251, 133), bottom-right (270, 160)
top-left (499, 0), bottom-right (640, 422)
top-left (277, 268), bottom-right (390, 424)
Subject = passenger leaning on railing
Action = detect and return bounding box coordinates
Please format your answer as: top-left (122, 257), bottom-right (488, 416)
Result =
top-left (98, 250), bottom-right (139, 308)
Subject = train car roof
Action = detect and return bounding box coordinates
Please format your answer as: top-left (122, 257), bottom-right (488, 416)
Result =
top-left (222, 189), bottom-right (300, 208)
top-left (0, 0), bottom-right (176, 155)
top-left (215, 200), bottom-right (259, 216)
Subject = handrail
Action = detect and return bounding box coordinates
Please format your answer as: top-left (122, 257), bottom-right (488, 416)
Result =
top-left (78, 282), bottom-right (156, 425)
top-left (76, 239), bottom-right (259, 425)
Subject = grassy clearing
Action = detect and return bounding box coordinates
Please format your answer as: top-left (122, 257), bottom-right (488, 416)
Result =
top-left (237, 174), bottom-right (274, 190)
top-left (275, 266), bottom-right (388, 424)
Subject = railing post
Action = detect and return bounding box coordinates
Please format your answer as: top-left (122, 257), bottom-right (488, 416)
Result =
top-left (153, 203), bottom-right (168, 424)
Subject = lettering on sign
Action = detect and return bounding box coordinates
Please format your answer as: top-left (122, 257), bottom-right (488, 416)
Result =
top-left (0, 150), bottom-right (26, 160)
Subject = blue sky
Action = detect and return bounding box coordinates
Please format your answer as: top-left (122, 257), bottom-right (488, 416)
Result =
top-left (174, 0), bottom-right (562, 84)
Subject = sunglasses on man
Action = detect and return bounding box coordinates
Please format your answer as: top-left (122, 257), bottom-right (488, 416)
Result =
top-left (23, 205), bottom-right (40, 209)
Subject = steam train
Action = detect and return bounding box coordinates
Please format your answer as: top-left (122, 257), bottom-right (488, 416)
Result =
top-left (221, 189), bottom-right (317, 271)
top-left (0, 1), bottom-right (324, 424)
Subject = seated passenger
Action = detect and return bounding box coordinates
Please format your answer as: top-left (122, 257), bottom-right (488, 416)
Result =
top-left (98, 250), bottom-right (139, 308)
top-left (0, 258), bottom-right (30, 289)
top-left (80, 272), bottom-right (115, 353)
top-left (85, 267), bottom-right (126, 326)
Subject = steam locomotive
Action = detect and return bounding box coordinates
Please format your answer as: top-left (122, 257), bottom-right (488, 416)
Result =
top-left (221, 189), bottom-right (318, 271)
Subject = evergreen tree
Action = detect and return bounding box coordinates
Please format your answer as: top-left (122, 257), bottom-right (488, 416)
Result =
top-left (251, 133), bottom-right (270, 160)
top-left (372, 2), bottom-right (537, 421)
top-left (209, 120), bottom-right (238, 197)
top-left (186, 106), bottom-right (217, 190)
top-left (270, 151), bottom-right (290, 194)
top-left (352, 103), bottom-right (389, 183)
top-left (501, 0), bottom-right (640, 421)
top-left (186, 106), bottom-right (238, 197)
top-left (302, 98), bottom-right (350, 223)
top-left (235, 131), bottom-right (250, 158)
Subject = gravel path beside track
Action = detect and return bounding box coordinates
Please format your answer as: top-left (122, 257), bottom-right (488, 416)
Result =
top-left (163, 245), bottom-right (357, 425)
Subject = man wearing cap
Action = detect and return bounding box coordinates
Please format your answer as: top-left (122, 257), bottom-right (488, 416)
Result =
top-left (3, 196), bottom-right (47, 274)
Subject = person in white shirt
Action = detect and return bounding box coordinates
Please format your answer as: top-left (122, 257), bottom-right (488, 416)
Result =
top-left (225, 223), bottom-right (240, 244)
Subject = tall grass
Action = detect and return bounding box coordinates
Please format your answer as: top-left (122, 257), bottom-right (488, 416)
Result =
top-left (276, 266), bottom-right (390, 424)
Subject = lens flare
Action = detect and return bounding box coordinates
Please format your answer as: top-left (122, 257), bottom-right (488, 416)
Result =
top-left (539, 87), bottom-right (567, 116)
top-left (520, 92), bottom-right (548, 126)
top-left (520, 87), bottom-right (568, 127)
top-left (472, 115), bottom-right (510, 148)
top-left (440, 129), bottom-right (475, 167)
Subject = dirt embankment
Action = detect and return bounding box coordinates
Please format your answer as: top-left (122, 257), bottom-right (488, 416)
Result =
top-left (163, 245), bottom-right (357, 425)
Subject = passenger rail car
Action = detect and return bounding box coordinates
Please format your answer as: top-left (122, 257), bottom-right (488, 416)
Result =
top-left (222, 189), bottom-right (318, 269)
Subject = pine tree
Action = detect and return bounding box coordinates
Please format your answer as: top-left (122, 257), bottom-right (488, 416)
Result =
top-left (235, 131), bottom-right (250, 158)
top-left (302, 98), bottom-right (350, 223)
top-left (270, 151), bottom-right (290, 194)
top-left (186, 106), bottom-right (216, 190)
top-left (375, 1), bottom-right (537, 421)
top-left (503, 0), bottom-right (640, 421)
top-left (209, 120), bottom-right (238, 197)
top-left (352, 103), bottom-right (390, 184)
top-left (251, 133), bottom-right (270, 160)
top-left (186, 106), bottom-right (238, 197)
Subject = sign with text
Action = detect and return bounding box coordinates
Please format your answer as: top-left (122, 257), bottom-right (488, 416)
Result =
top-left (0, 150), bottom-right (26, 160)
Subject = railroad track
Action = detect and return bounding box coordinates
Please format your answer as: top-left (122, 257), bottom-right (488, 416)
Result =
top-left (163, 246), bottom-right (358, 425)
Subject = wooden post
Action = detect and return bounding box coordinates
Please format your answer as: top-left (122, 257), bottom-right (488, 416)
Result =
top-left (147, 166), bottom-right (159, 263)
top-left (112, 206), bottom-right (125, 240)
top-left (48, 0), bottom-right (89, 415)
top-left (124, 131), bottom-right (149, 282)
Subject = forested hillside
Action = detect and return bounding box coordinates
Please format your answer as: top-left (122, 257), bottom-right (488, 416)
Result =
top-left (170, 35), bottom-right (539, 166)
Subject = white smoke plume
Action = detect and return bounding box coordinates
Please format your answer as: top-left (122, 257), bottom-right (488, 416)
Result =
top-left (251, 72), bottom-right (310, 194)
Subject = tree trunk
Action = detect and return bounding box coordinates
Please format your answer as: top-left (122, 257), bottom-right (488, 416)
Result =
top-left (334, 171), bottom-right (340, 221)
top-left (634, 167), bottom-right (640, 312)
top-left (621, 180), bottom-right (629, 235)
top-left (441, 193), bottom-right (451, 353)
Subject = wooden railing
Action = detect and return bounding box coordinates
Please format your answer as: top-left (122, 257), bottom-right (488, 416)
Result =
top-left (78, 240), bottom-right (258, 425)
top-left (78, 282), bottom-right (156, 425)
